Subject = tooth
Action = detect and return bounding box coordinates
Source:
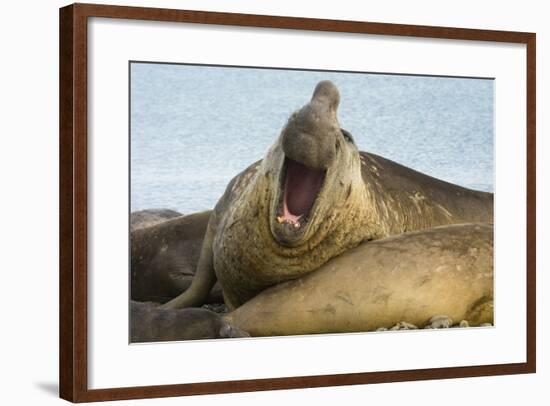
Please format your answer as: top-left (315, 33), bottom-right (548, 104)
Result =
top-left (277, 216), bottom-right (284, 223)
top-left (294, 222), bottom-right (300, 228)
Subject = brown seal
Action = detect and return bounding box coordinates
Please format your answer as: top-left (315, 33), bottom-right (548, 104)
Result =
top-left (225, 223), bottom-right (493, 336)
top-left (130, 211), bottom-right (217, 303)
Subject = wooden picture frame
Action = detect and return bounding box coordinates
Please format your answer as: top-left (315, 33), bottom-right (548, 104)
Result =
top-left (59, 3), bottom-right (536, 402)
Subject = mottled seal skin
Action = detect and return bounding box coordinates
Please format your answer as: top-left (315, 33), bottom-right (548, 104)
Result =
top-left (130, 301), bottom-right (248, 343)
top-left (358, 152), bottom-right (493, 236)
top-left (131, 211), bottom-right (216, 303)
top-left (225, 223), bottom-right (493, 336)
top-left (162, 80), bottom-right (493, 310)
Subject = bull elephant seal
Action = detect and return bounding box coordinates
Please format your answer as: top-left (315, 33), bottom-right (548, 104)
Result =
top-left (225, 223), bottom-right (493, 336)
top-left (133, 223), bottom-right (493, 340)
top-left (161, 80), bottom-right (493, 310)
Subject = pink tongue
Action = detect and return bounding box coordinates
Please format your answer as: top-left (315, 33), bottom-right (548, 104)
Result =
top-left (284, 159), bottom-right (325, 217)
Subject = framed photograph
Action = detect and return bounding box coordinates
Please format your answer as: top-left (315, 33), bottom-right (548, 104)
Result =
top-left (59, 3), bottom-right (536, 402)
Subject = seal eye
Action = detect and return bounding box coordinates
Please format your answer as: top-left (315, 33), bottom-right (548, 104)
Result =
top-left (341, 128), bottom-right (355, 144)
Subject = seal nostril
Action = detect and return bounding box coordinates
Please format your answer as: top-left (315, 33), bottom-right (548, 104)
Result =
top-left (311, 80), bottom-right (340, 112)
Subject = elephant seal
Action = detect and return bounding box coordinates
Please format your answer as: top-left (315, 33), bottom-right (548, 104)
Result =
top-left (225, 223), bottom-right (493, 336)
top-left (130, 301), bottom-right (248, 342)
top-left (133, 223), bottom-right (493, 340)
top-left (131, 211), bottom-right (219, 303)
top-left (160, 80), bottom-right (493, 310)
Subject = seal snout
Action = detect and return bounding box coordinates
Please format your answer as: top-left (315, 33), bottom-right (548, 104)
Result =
top-left (281, 80), bottom-right (341, 171)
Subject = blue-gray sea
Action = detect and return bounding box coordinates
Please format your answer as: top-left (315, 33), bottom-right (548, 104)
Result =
top-left (131, 63), bottom-right (494, 214)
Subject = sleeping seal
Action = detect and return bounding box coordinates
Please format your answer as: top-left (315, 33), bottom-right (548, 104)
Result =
top-left (225, 223), bottom-right (493, 336)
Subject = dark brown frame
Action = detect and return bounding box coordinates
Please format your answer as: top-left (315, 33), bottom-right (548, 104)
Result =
top-left (59, 3), bottom-right (536, 402)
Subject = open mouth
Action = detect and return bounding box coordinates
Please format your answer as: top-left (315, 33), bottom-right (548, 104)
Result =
top-left (277, 157), bottom-right (326, 229)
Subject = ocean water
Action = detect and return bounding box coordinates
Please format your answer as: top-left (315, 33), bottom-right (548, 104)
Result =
top-left (130, 63), bottom-right (494, 214)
